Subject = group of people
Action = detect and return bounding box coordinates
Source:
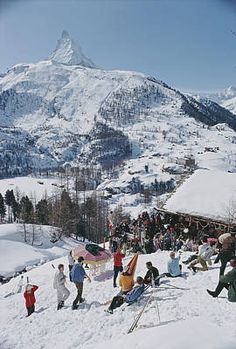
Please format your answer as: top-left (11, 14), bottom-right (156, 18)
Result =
top-left (22, 227), bottom-right (236, 317)
top-left (107, 260), bottom-right (159, 314)
top-left (107, 210), bottom-right (218, 257)
top-left (53, 255), bottom-right (91, 311)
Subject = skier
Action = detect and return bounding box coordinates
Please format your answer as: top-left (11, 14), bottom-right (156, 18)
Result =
top-left (165, 251), bottom-right (182, 277)
top-left (144, 261), bottom-right (159, 285)
top-left (24, 284), bottom-right (39, 316)
top-left (207, 256), bottom-right (236, 302)
top-left (68, 250), bottom-right (74, 282)
top-left (113, 248), bottom-right (124, 288)
top-left (107, 276), bottom-right (145, 314)
top-left (53, 264), bottom-right (70, 310)
top-left (71, 256), bottom-right (91, 310)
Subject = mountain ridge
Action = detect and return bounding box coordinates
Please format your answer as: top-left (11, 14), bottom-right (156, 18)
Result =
top-left (0, 31), bottom-right (235, 177)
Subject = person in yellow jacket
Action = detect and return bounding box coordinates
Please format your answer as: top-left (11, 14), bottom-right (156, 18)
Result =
top-left (119, 270), bottom-right (134, 293)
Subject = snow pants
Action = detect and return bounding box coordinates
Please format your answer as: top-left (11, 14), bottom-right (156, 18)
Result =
top-left (109, 296), bottom-right (124, 311)
top-left (73, 282), bottom-right (83, 307)
top-left (190, 256), bottom-right (208, 271)
top-left (27, 305), bottom-right (35, 316)
top-left (57, 285), bottom-right (70, 304)
top-left (113, 266), bottom-right (123, 287)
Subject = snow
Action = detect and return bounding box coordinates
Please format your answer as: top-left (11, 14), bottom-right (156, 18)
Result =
top-left (50, 30), bottom-right (97, 68)
top-left (0, 250), bottom-right (235, 349)
top-left (0, 176), bottom-right (62, 202)
top-left (0, 224), bottom-right (82, 278)
top-left (164, 169), bottom-right (236, 221)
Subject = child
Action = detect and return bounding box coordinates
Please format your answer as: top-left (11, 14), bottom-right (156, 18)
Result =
top-left (24, 284), bottom-right (39, 316)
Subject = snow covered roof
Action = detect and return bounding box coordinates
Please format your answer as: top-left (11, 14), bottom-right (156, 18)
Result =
top-left (164, 169), bottom-right (236, 222)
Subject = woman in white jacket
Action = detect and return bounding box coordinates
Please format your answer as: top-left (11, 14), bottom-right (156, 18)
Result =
top-left (53, 264), bottom-right (70, 310)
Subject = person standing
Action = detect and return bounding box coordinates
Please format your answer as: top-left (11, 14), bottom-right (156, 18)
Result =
top-left (207, 256), bottom-right (236, 302)
top-left (71, 256), bottom-right (91, 310)
top-left (218, 231), bottom-right (236, 276)
top-left (24, 284), bottom-right (39, 316)
top-left (113, 248), bottom-right (124, 288)
top-left (53, 264), bottom-right (70, 310)
top-left (68, 250), bottom-right (74, 282)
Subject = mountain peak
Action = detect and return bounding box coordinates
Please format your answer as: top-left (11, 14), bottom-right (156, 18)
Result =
top-left (50, 31), bottom-right (97, 68)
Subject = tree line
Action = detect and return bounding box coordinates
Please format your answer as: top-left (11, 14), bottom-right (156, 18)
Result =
top-left (0, 188), bottom-right (109, 244)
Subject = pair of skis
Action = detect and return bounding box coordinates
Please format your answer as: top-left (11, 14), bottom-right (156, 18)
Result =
top-left (127, 275), bottom-right (189, 333)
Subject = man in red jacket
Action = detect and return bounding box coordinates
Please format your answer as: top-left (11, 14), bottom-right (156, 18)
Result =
top-left (24, 284), bottom-right (39, 316)
top-left (113, 248), bottom-right (124, 288)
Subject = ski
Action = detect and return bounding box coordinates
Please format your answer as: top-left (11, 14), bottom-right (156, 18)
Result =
top-left (127, 294), bottom-right (152, 334)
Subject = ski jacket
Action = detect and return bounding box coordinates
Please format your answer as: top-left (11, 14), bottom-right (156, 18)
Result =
top-left (144, 267), bottom-right (159, 284)
top-left (199, 243), bottom-right (214, 261)
top-left (220, 267), bottom-right (236, 302)
top-left (119, 273), bottom-right (134, 293)
top-left (71, 263), bottom-right (86, 282)
top-left (198, 243), bottom-right (213, 260)
top-left (53, 271), bottom-right (66, 289)
top-left (114, 251), bottom-right (123, 267)
top-left (126, 284), bottom-right (145, 304)
top-left (167, 256), bottom-right (181, 277)
top-left (24, 285), bottom-right (38, 307)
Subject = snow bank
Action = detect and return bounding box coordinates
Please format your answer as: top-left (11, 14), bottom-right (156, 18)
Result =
top-left (164, 169), bottom-right (236, 221)
top-left (0, 224), bottom-right (81, 278)
top-left (0, 176), bottom-right (61, 202)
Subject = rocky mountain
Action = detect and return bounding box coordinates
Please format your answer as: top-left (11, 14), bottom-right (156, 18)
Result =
top-left (192, 86), bottom-right (236, 115)
top-left (0, 31), bottom-right (235, 177)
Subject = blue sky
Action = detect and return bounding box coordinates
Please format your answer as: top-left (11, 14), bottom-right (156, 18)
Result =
top-left (0, 0), bottom-right (236, 91)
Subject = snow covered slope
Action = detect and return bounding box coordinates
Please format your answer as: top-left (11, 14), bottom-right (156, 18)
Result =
top-left (193, 86), bottom-right (236, 114)
top-left (0, 31), bottom-right (235, 176)
top-left (0, 224), bottom-right (82, 278)
top-left (0, 176), bottom-right (62, 202)
top-left (0, 251), bottom-right (235, 349)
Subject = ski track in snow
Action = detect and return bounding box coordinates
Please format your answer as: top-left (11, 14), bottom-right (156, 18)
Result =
top-left (0, 251), bottom-right (236, 349)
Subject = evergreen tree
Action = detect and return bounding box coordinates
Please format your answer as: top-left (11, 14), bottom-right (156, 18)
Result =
top-left (36, 199), bottom-right (50, 225)
top-left (20, 196), bottom-right (34, 223)
top-left (0, 193), bottom-right (6, 222)
top-left (5, 189), bottom-right (16, 222)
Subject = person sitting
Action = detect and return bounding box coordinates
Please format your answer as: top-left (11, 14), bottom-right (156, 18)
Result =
top-left (144, 261), bottom-right (159, 285)
top-left (107, 276), bottom-right (145, 314)
top-left (119, 269), bottom-right (134, 293)
top-left (165, 251), bottom-right (182, 277)
top-left (207, 256), bottom-right (236, 302)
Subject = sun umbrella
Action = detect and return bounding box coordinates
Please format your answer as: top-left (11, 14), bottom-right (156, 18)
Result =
top-left (73, 243), bottom-right (112, 266)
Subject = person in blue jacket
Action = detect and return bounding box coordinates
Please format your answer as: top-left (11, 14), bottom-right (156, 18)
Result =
top-left (71, 256), bottom-right (91, 310)
top-left (165, 251), bottom-right (182, 277)
top-left (107, 276), bottom-right (145, 314)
